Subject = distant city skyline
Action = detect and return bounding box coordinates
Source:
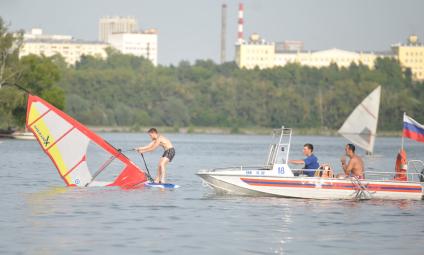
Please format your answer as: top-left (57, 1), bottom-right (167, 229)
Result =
top-left (1, 0), bottom-right (423, 65)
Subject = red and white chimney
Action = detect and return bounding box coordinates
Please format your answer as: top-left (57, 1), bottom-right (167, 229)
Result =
top-left (237, 3), bottom-right (244, 44)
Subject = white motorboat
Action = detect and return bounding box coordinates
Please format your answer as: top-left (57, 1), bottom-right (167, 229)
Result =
top-left (197, 127), bottom-right (424, 200)
top-left (0, 130), bottom-right (36, 140)
top-left (10, 131), bottom-right (36, 140)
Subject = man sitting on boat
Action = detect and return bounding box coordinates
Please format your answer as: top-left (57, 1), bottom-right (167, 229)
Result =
top-left (339, 143), bottom-right (364, 179)
top-left (136, 128), bottom-right (175, 183)
top-left (288, 143), bottom-right (319, 177)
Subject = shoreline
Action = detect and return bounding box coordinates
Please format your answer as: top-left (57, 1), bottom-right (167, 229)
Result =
top-left (88, 126), bottom-right (402, 137)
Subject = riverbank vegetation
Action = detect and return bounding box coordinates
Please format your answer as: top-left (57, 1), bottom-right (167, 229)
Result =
top-left (59, 50), bottom-right (423, 132)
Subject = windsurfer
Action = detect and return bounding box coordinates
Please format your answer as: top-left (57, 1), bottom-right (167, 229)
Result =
top-left (288, 143), bottom-right (319, 176)
top-left (136, 128), bottom-right (175, 183)
top-left (338, 143), bottom-right (364, 179)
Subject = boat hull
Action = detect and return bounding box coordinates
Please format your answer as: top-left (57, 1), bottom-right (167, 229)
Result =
top-left (0, 132), bottom-right (36, 140)
top-left (197, 171), bottom-right (423, 200)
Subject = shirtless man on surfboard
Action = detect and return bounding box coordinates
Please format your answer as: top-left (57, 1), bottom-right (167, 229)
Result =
top-left (136, 128), bottom-right (175, 183)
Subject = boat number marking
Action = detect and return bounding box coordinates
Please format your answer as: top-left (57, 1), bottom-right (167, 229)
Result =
top-left (278, 166), bottom-right (285, 175)
top-left (246, 170), bottom-right (265, 175)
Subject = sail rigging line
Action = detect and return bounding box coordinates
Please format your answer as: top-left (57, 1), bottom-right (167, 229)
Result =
top-left (338, 132), bottom-right (376, 136)
top-left (139, 153), bottom-right (154, 182)
top-left (85, 149), bottom-right (138, 187)
top-left (3, 82), bottom-right (32, 94)
top-left (28, 109), bottom-right (51, 127)
top-left (45, 126), bottom-right (75, 151)
top-left (360, 103), bottom-right (377, 120)
top-left (118, 148), bottom-right (137, 153)
top-left (85, 153), bottom-right (119, 187)
top-left (63, 156), bottom-right (86, 177)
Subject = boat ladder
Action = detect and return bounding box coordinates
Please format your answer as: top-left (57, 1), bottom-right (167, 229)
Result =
top-left (351, 177), bottom-right (373, 200)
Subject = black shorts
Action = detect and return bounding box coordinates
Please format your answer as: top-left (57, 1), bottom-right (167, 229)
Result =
top-left (162, 148), bottom-right (175, 162)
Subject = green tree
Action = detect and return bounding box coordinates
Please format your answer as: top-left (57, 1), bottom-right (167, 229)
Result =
top-left (0, 17), bottom-right (23, 128)
top-left (0, 17), bottom-right (23, 88)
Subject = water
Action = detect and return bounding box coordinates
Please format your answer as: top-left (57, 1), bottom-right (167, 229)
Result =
top-left (1, 133), bottom-right (424, 254)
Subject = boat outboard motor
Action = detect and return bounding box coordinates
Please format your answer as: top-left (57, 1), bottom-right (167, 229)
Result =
top-left (420, 167), bottom-right (424, 182)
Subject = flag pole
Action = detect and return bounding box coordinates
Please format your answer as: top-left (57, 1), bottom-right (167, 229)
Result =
top-left (401, 112), bottom-right (405, 150)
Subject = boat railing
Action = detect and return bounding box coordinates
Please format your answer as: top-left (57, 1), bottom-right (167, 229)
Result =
top-left (291, 168), bottom-right (318, 176)
top-left (264, 127), bottom-right (292, 166)
top-left (210, 166), bottom-right (272, 172)
top-left (364, 170), bottom-right (424, 183)
top-left (408, 160), bottom-right (424, 176)
top-left (265, 144), bottom-right (277, 166)
top-left (290, 162), bottom-right (336, 176)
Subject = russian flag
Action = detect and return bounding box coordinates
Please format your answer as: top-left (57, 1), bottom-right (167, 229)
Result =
top-left (403, 114), bottom-right (424, 143)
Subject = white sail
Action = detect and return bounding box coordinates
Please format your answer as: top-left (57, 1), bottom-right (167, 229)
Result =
top-left (338, 86), bottom-right (381, 154)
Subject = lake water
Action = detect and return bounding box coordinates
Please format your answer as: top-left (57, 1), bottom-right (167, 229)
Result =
top-left (1, 133), bottom-right (424, 254)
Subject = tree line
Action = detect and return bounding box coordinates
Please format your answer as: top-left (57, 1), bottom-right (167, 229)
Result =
top-left (59, 50), bottom-right (423, 131)
top-left (1, 17), bottom-right (423, 132)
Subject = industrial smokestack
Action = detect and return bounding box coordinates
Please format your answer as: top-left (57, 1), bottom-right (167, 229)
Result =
top-left (237, 3), bottom-right (244, 44)
top-left (220, 4), bottom-right (227, 63)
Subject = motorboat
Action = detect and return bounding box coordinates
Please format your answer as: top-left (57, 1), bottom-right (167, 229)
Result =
top-left (0, 129), bottom-right (36, 140)
top-left (9, 131), bottom-right (36, 140)
top-left (197, 127), bottom-right (424, 200)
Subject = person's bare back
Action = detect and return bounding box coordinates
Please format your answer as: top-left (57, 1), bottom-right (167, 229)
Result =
top-left (156, 135), bottom-right (173, 151)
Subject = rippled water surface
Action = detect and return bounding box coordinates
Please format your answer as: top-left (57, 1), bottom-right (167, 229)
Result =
top-left (1, 133), bottom-right (424, 254)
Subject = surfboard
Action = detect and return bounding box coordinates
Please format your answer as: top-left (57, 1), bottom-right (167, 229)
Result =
top-left (145, 182), bottom-right (180, 189)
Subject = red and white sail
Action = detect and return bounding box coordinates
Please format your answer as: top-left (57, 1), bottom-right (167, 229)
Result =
top-left (26, 94), bottom-right (147, 187)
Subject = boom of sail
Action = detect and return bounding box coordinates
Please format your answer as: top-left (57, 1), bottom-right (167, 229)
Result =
top-left (338, 86), bottom-right (381, 154)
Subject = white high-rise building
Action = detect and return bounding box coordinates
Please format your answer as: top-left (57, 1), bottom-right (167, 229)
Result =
top-left (98, 16), bottom-right (138, 42)
top-left (107, 30), bottom-right (158, 66)
top-left (20, 28), bottom-right (108, 65)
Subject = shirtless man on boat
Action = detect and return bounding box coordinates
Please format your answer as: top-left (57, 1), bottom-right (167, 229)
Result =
top-left (136, 128), bottom-right (175, 183)
top-left (339, 143), bottom-right (364, 179)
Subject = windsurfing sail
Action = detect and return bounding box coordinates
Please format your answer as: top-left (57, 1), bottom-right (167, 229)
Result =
top-left (338, 86), bottom-right (381, 154)
top-left (26, 94), bottom-right (147, 188)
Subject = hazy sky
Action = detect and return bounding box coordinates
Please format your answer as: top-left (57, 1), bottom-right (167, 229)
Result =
top-left (1, 0), bottom-right (423, 65)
